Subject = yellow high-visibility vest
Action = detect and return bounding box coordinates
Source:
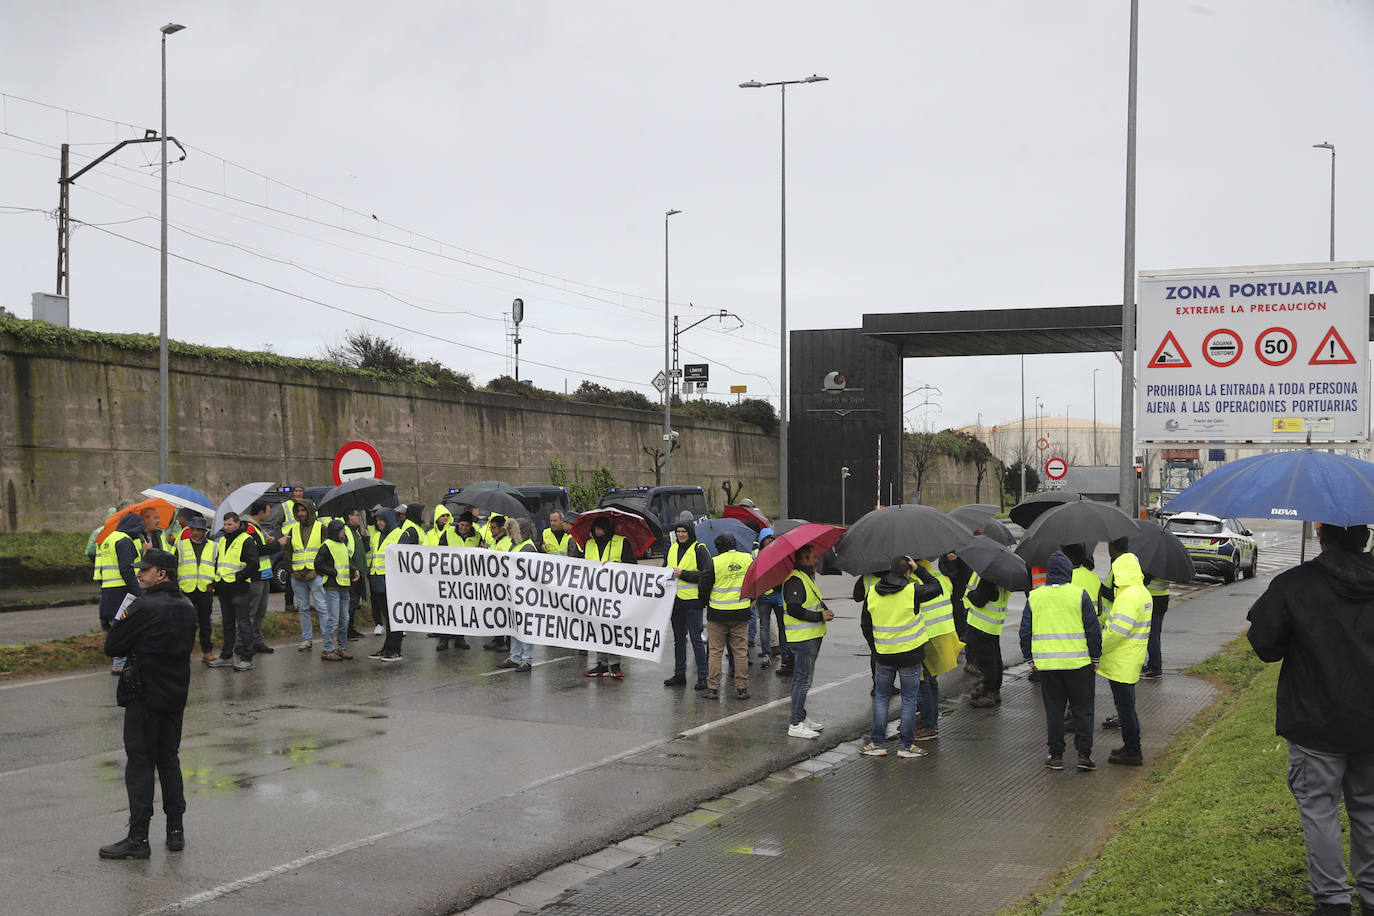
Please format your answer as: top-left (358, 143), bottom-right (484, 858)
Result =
top-left (667, 540), bottom-right (701, 600)
top-left (543, 529), bottom-right (574, 556)
top-left (964, 571), bottom-right (1011, 636)
top-left (1028, 584), bottom-right (1092, 670)
top-left (782, 570), bottom-right (826, 643)
top-left (94, 531), bottom-right (135, 588)
top-left (866, 582), bottom-right (929, 654)
top-left (584, 535), bottom-right (627, 563)
top-left (176, 538), bottom-right (217, 593)
top-left (708, 550), bottom-right (752, 611)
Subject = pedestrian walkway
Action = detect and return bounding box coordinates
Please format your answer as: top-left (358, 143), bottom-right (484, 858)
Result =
top-left (471, 557), bottom-right (1271, 915)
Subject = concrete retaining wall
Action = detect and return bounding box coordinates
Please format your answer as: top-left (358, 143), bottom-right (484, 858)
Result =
top-left (0, 330), bottom-right (779, 533)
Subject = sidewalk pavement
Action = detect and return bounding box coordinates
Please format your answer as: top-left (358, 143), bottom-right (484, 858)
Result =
top-left (476, 569), bottom-right (1272, 915)
top-left (0, 581), bottom-right (93, 613)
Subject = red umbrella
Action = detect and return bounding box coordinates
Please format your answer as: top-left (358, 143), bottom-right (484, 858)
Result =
top-left (570, 506), bottom-right (659, 557)
top-left (741, 522), bottom-right (845, 599)
top-left (723, 504), bottom-right (771, 533)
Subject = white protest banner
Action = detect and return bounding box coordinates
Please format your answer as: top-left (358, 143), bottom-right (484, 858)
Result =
top-left (1137, 265), bottom-right (1370, 445)
top-left (383, 545), bottom-right (675, 661)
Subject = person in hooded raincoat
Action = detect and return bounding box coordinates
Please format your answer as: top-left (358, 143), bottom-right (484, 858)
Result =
top-left (662, 518), bottom-right (711, 689)
top-left (367, 507), bottom-right (410, 662)
top-left (1096, 538), bottom-right (1153, 766)
top-left (281, 499), bottom-right (327, 652)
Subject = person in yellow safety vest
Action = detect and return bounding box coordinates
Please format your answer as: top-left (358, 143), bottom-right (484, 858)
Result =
top-left (701, 532), bottom-right (754, 700)
top-left (851, 567), bottom-right (887, 694)
top-left (497, 518), bottom-right (540, 671)
top-left (207, 512), bottom-right (260, 672)
top-left (859, 555), bottom-right (943, 758)
top-left (782, 544), bottom-right (835, 740)
top-left (97, 513), bottom-right (146, 636)
top-left (583, 517), bottom-right (636, 678)
top-left (175, 515), bottom-right (217, 663)
top-left (425, 504), bottom-right (454, 546)
top-left (752, 528), bottom-right (786, 671)
top-left (913, 557), bottom-right (956, 741)
top-left (280, 499), bottom-right (326, 653)
top-left (1019, 550), bottom-right (1103, 772)
top-left (1097, 540), bottom-right (1154, 767)
top-left (283, 485), bottom-right (306, 524)
top-left (965, 568), bottom-right (1014, 708)
top-left (1141, 573), bottom-right (1170, 680)
top-left (246, 500), bottom-right (285, 656)
top-left (367, 507), bottom-right (410, 662)
top-left (662, 519), bottom-right (711, 689)
top-left (541, 511), bottom-right (579, 557)
top-left (452, 511), bottom-right (486, 549)
top-left (480, 514), bottom-right (515, 653)
top-left (313, 519), bottom-right (359, 661)
top-left (400, 503), bottom-right (427, 545)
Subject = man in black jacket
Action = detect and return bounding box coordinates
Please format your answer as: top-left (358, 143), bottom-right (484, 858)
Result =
top-left (100, 549), bottom-right (197, 859)
top-left (1248, 522), bottom-right (1374, 916)
top-left (208, 513), bottom-right (260, 672)
top-left (662, 520), bottom-right (712, 689)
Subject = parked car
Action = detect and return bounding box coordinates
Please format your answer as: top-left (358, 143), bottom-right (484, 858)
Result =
top-left (516, 485), bottom-right (574, 534)
top-left (1164, 512), bottom-right (1257, 583)
top-left (596, 485), bottom-right (709, 556)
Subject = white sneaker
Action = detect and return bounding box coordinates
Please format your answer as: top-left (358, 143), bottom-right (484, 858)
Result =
top-left (373, 625), bottom-right (384, 636)
top-left (859, 742), bottom-right (887, 757)
top-left (804, 718), bottom-right (824, 731)
top-left (787, 723), bottom-right (820, 739)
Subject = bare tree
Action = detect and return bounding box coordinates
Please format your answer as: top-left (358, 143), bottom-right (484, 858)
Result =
top-left (642, 441), bottom-right (680, 486)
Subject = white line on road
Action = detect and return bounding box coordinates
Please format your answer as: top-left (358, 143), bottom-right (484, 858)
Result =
top-left (479, 655), bottom-right (573, 677)
top-left (676, 671), bottom-right (869, 738)
top-left (0, 669), bottom-right (106, 691)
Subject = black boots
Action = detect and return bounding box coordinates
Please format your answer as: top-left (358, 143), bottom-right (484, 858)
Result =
top-left (99, 825), bottom-right (151, 860)
top-left (166, 815), bottom-right (185, 851)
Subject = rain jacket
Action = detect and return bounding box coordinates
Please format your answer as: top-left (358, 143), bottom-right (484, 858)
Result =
top-left (104, 581), bottom-right (197, 713)
top-left (402, 503), bottom-right (427, 543)
top-left (426, 504), bottom-right (453, 546)
top-left (1019, 551), bottom-right (1102, 662)
top-left (286, 499), bottom-right (322, 570)
top-left (1097, 553), bottom-right (1152, 684)
top-left (664, 525), bottom-right (712, 610)
top-left (216, 526), bottom-right (259, 596)
top-left (112, 513), bottom-right (146, 592)
top-left (867, 565), bottom-right (942, 668)
top-left (1247, 545), bottom-right (1374, 754)
top-left (314, 520), bottom-right (353, 590)
top-left (370, 508), bottom-right (402, 588)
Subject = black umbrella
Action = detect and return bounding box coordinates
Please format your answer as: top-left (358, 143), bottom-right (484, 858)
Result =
top-left (1008, 490), bottom-right (1082, 528)
top-left (315, 478), bottom-right (397, 517)
top-left (1128, 519), bottom-right (1195, 582)
top-left (954, 534), bottom-right (1031, 591)
top-left (449, 487), bottom-right (531, 521)
top-left (947, 507), bottom-right (1014, 546)
top-left (597, 498), bottom-right (666, 542)
top-left (1014, 499), bottom-right (1139, 567)
top-left (770, 517), bottom-right (810, 536)
top-left (834, 505), bottom-right (973, 574)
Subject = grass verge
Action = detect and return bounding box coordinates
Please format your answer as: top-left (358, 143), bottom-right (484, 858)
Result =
top-left (0, 610), bottom-right (306, 680)
top-left (1000, 635), bottom-right (1315, 916)
top-left (0, 531), bottom-right (92, 586)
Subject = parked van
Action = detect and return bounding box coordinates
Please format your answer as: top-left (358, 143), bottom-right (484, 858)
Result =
top-left (515, 485), bottom-right (574, 533)
top-left (596, 485), bottom-right (709, 554)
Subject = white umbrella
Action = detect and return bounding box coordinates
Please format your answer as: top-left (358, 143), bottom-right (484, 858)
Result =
top-left (213, 481), bottom-right (275, 532)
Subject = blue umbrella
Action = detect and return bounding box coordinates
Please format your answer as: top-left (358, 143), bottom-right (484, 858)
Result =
top-left (141, 483), bottom-right (215, 517)
top-left (694, 517), bottom-right (758, 556)
top-left (1163, 450), bottom-right (1374, 526)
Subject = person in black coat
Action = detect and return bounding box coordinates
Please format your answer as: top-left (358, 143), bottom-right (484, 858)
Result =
top-left (99, 549), bottom-right (197, 860)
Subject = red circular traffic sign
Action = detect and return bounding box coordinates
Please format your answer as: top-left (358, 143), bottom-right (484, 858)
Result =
top-left (1255, 327), bottom-right (1297, 367)
top-left (1044, 457), bottom-right (1068, 480)
top-left (332, 440), bottom-right (383, 485)
top-left (1202, 328), bottom-right (1243, 368)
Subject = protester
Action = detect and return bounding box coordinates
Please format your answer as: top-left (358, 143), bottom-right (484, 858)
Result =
top-left (1141, 573), bottom-right (1170, 679)
top-left (913, 557), bottom-right (957, 741)
top-left (246, 501), bottom-right (282, 655)
top-left (99, 549), bottom-right (197, 860)
top-left (425, 504), bottom-right (455, 546)
top-left (964, 570), bottom-right (1012, 708)
top-left (703, 533), bottom-right (753, 700)
top-left (433, 510), bottom-right (480, 651)
top-left (343, 507), bottom-right (370, 641)
top-left (208, 512), bottom-right (259, 672)
top-left (498, 518), bottom-right (539, 671)
top-left (584, 517), bottom-right (636, 678)
top-left (852, 568), bottom-right (886, 695)
top-left (367, 507), bottom-right (406, 662)
top-left (281, 499), bottom-right (326, 652)
top-left (663, 520), bottom-right (711, 690)
top-left (861, 555), bottom-right (941, 758)
top-left (314, 519), bottom-right (358, 661)
top-left (783, 545), bottom-right (834, 739)
top-left (1247, 522), bottom-right (1374, 916)
top-left (542, 510), bottom-right (578, 557)
top-left (752, 528), bottom-right (784, 670)
top-left (1097, 541), bottom-right (1153, 766)
top-left (173, 515), bottom-right (216, 663)
top-left (482, 515), bottom-right (513, 653)
top-left (1020, 550), bottom-right (1101, 772)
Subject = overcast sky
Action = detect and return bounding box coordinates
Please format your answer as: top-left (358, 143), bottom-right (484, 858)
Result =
top-left (3, 0), bottom-right (1371, 436)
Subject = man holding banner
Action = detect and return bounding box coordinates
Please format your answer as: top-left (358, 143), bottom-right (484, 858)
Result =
top-left (704, 533), bottom-right (753, 700)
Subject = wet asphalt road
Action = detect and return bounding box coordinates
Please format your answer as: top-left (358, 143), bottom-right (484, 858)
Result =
top-left (1, 575), bottom-right (879, 915)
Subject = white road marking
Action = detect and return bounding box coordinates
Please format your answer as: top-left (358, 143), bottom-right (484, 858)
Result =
top-left (479, 655), bottom-right (574, 676)
top-left (676, 671), bottom-right (869, 738)
top-left (0, 670), bottom-right (106, 691)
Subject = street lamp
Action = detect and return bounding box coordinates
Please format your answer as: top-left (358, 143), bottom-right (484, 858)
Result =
top-left (663, 209), bottom-right (681, 484)
top-left (840, 466), bottom-right (851, 525)
top-left (739, 73), bottom-right (828, 518)
top-left (158, 21), bottom-right (185, 484)
top-left (1313, 141), bottom-right (1335, 261)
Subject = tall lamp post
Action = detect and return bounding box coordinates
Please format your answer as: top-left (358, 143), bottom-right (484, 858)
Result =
top-left (663, 209), bottom-right (681, 484)
top-left (1313, 141), bottom-right (1335, 261)
top-left (1092, 368), bottom-right (1100, 465)
top-left (158, 21), bottom-right (185, 484)
top-left (738, 73), bottom-right (828, 518)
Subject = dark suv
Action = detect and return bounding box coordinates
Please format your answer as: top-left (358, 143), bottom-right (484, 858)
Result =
top-left (596, 485), bottom-right (709, 555)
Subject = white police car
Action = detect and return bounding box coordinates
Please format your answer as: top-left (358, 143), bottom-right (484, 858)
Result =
top-left (1164, 512), bottom-right (1258, 584)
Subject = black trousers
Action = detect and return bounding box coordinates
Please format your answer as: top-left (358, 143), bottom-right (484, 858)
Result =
top-left (860, 608), bottom-right (877, 686)
top-left (374, 584), bottom-right (405, 654)
top-left (1038, 666), bottom-right (1095, 756)
top-left (188, 590), bottom-right (213, 653)
top-left (218, 588), bottom-right (253, 660)
top-left (965, 628), bottom-right (1003, 692)
top-left (124, 698), bottom-right (186, 830)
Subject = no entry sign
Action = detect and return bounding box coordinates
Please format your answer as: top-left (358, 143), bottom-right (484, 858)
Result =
top-left (332, 440), bottom-right (383, 485)
top-left (1044, 456), bottom-right (1068, 480)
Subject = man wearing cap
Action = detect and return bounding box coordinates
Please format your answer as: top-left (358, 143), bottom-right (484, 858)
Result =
top-left (173, 516), bottom-right (217, 663)
top-left (1248, 523), bottom-right (1374, 916)
top-left (99, 549), bottom-right (197, 860)
top-left (208, 513), bottom-right (260, 672)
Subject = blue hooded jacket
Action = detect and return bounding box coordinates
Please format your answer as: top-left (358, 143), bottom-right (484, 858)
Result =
top-left (114, 512), bottom-right (147, 592)
top-left (1019, 550), bottom-right (1102, 662)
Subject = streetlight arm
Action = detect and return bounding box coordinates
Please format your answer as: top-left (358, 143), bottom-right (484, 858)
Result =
top-left (678, 309), bottom-right (744, 336)
top-left (66, 135), bottom-right (186, 185)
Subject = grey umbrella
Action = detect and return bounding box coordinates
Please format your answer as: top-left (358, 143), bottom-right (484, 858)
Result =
top-left (954, 534), bottom-right (1031, 591)
top-left (213, 481), bottom-right (274, 532)
top-left (447, 487), bottom-right (531, 522)
top-left (834, 505), bottom-right (973, 574)
top-left (770, 517), bottom-right (810, 536)
top-left (1128, 519), bottom-right (1195, 582)
top-left (1008, 490), bottom-right (1082, 528)
top-left (1014, 499), bottom-right (1139, 567)
top-left (947, 507), bottom-right (1014, 546)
